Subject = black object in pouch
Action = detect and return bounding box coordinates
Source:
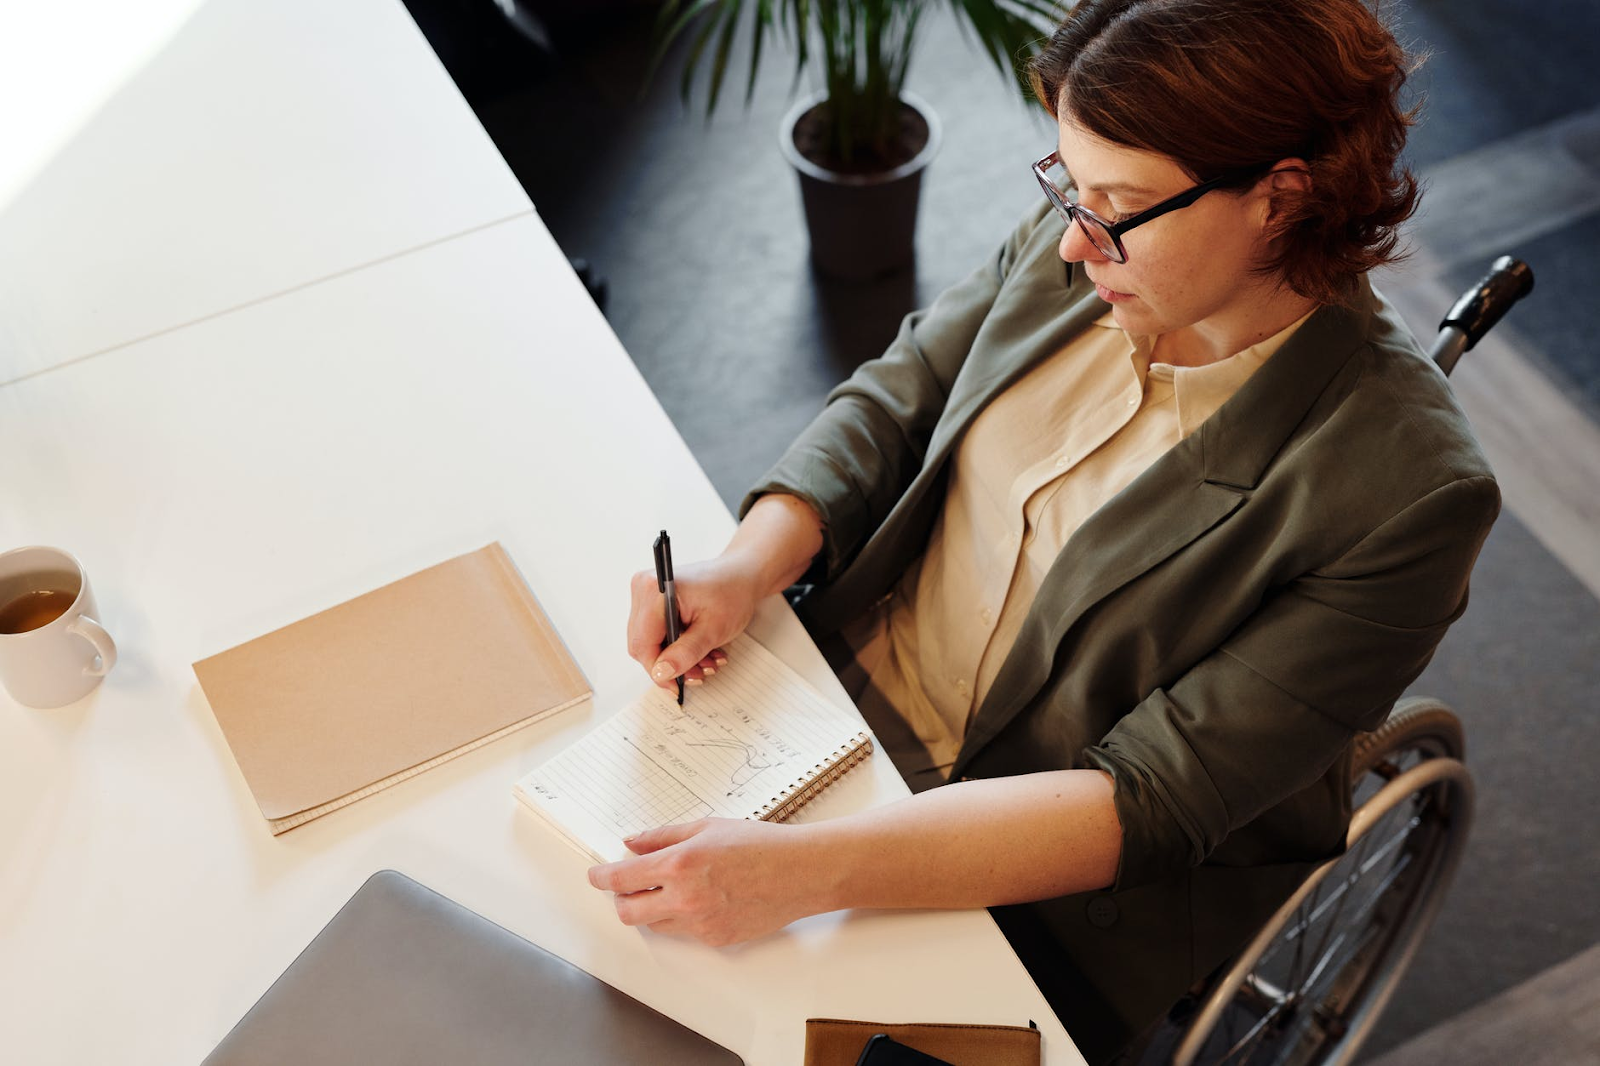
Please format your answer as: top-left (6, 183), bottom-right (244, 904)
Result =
top-left (856, 1033), bottom-right (957, 1066)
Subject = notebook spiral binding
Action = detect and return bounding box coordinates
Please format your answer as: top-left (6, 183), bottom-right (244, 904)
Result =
top-left (757, 732), bottom-right (875, 823)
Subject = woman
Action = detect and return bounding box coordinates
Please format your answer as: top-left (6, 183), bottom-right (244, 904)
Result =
top-left (590, 0), bottom-right (1499, 1059)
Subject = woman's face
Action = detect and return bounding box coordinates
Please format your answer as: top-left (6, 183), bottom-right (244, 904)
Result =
top-left (1054, 119), bottom-right (1279, 342)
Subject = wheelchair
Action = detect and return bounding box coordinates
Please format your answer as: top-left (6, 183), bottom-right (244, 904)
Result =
top-left (1137, 256), bottom-right (1536, 1066)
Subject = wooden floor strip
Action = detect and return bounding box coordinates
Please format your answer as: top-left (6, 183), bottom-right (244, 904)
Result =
top-left (1363, 941), bottom-right (1600, 1066)
top-left (1375, 255), bottom-right (1600, 601)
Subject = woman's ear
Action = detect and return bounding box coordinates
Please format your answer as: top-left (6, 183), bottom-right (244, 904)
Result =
top-left (1259, 158), bottom-right (1312, 234)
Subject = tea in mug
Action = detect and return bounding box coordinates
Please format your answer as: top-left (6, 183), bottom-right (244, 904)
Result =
top-left (0, 589), bottom-right (76, 634)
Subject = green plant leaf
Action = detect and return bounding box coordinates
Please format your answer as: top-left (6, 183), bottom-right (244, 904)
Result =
top-left (647, 0), bottom-right (1066, 155)
top-left (788, 0), bottom-right (812, 74)
top-left (746, 0), bottom-right (773, 103)
top-left (646, 0), bottom-right (722, 102)
top-left (680, 3), bottom-right (733, 107)
top-left (706, 0), bottom-right (747, 115)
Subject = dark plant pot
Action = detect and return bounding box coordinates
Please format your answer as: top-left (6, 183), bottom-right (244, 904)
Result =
top-left (779, 91), bottom-right (942, 282)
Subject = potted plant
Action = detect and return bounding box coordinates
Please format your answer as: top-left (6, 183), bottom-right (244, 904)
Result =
top-left (652, 0), bottom-right (1059, 280)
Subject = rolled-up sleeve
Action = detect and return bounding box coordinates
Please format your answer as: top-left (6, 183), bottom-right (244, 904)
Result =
top-left (1084, 473), bottom-right (1500, 889)
top-left (740, 203), bottom-right (1053, 583)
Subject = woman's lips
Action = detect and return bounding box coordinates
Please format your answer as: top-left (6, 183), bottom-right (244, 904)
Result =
top-left (1094, 281), bottom-right (1134, 303)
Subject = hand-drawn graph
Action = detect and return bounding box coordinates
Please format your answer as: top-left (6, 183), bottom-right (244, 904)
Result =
top-left (684, 737), bottom-right (778, 793)
top-left (515, 632), bottom-right (874, 863)
top-left (597, 735), bottom-right (714, 831)
top-left (650, 698), bottom-right (789, 797)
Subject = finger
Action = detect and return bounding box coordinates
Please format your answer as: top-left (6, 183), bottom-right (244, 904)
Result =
top-left (646, 917), bottom-right (734, 948)
top-left (624, 820), bottom-right (706, 855)
top-left (613, 886), bottom-right (672, 928)
top-left (588, 855), bottom-right (663, 896)
top-left (626, 571), bottom-right (667, 670)
top-left (651, 632), bottom-right (723, 687)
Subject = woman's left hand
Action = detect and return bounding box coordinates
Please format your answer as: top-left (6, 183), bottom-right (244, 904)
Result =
top-left (587, 819), bottom-right (828, 946)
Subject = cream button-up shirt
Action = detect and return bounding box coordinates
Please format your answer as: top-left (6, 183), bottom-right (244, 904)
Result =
top-left (841, 309), bottom-right (1314, 785)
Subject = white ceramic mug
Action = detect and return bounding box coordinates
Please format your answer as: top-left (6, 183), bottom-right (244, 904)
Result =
top-left (0, 546), bottom-right (118, 708)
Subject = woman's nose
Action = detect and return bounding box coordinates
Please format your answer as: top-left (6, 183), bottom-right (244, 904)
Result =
top-left (1059, 218), bottom-right (1107, 264)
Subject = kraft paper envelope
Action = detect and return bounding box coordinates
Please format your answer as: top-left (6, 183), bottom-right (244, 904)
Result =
top-left (194, 543), bottom-right (590, 834)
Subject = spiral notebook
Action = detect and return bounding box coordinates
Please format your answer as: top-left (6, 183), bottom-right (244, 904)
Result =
top-left (514, 633), bottom-right (872, 863)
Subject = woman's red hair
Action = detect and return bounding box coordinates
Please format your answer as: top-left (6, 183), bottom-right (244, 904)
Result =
top-left (1029, 0), bottom-right (1422, 306)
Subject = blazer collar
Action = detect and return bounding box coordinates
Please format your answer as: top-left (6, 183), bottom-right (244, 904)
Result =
top-left (1198, 284), bottom-right (1375, 490)
top-left (952, 278), bottom-right (1377, 775)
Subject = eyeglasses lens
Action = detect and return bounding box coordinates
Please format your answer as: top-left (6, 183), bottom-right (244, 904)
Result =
top-left (1039, 159), bottom-right (1124, 263)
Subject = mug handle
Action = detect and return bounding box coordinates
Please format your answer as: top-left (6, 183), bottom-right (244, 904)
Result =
top-left (68, 616), bottom-right (118, 677)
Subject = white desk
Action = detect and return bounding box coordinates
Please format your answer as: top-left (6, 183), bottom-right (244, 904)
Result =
top-left (0, 0), bottom-right (530, 384)
top-left (0, 0), bottom-right (1083, 1059)
top-left (0, 208), bottom-right (1081, 1063)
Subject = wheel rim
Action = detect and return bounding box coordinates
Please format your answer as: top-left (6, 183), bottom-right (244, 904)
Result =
top-left (1172, 753), bottom-right (1474, 1066)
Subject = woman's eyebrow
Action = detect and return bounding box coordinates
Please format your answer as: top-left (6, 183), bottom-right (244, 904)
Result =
top-left (1057, 164), bottom-right (1158, 197)
top-left (1081, 179), bottom-right (1158, 196)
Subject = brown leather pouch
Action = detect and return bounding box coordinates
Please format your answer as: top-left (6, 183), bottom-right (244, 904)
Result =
top-left (804, 1017), bottom-right (1042, 1065)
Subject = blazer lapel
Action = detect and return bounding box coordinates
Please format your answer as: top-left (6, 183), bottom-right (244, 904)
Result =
top-left (922, 255), bottom-right (1099, 476)
top-left (953, 289), bottom-right (1377, 773)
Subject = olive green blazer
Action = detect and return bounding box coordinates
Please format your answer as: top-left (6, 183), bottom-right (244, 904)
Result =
top-left (742, 203), bottom-right (1498, 1062)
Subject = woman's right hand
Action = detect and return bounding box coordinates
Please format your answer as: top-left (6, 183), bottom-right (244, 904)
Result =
top-left (626, 553), bottom-right (762, 691)
top-left (626, 494), bottom-right (825, 691)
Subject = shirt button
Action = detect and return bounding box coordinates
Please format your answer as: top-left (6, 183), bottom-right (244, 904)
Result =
top-left (1126, 396), bottom-right (1138, 407)
top-left (1087, 896), bottom-right (1120, 928)
top-left (1055, 455), bottom-right (1069, 469)
top-left (980, 608), bottom-right (993, 626)
top-left (956, 679), bottom-right (970, 696)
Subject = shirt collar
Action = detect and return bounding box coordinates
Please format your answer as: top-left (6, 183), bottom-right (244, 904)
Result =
top-left (1093, 308), bottom-right (1317, 436)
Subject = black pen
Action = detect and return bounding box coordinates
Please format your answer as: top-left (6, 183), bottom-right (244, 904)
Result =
top-left (653, 530), bottom-right (685, 705)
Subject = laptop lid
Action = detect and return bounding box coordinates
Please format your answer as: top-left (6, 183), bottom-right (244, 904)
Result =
top-left (204, 869), bottom-right (743, 1065)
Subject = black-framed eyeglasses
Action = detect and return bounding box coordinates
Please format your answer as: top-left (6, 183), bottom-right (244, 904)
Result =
top-left (1031, 150), bottom-right (1264, 264)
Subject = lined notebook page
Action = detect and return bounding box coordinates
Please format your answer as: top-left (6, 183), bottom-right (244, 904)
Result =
top-left (514, 633), bottom-right (871, 863)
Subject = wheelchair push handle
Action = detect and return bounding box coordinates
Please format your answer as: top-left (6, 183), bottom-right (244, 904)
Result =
top-left (1442, 255), bottom-right (1534, 349)
top-left (1430, 256), bottom-right (1535, 375)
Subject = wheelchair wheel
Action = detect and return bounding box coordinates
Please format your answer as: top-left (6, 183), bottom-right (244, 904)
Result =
top-left (1167, 697), bottom-right (1474, 1066)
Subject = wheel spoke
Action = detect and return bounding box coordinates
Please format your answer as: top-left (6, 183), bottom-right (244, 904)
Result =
top-left (1284, 851), bottom-right (1417, 1028)
top-left (1255, 796), bottom-right (1430, 972)
top-left (1273, 990), bottom-right (1341, 1066)
top-left (1217, 792), bottom-right (1438, 1064)
top-left (1218, 996), bottom-right (1289, 1063)
top-left (1179, 722), bottom-right (1467, 1066)
top-left (1300, 822), bottom-right (1383, 979)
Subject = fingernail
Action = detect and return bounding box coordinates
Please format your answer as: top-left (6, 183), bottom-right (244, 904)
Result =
top-left (651, 661), bottom-right (674, 681)
top-left (685, 677), bottom-right (704, 687)
top-left (701, 665), bottom-right (716, 675)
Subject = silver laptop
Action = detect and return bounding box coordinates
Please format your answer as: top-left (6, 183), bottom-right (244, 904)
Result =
top-left (204, 869), bottom-right (743, 1064)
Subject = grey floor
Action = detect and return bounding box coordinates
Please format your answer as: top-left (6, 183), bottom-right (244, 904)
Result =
top-left (410, 0), bottom-right (1600, 1060)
